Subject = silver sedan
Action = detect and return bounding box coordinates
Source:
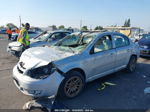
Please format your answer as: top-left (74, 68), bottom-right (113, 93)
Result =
top-left (13, 31), bottom-right (140, 98)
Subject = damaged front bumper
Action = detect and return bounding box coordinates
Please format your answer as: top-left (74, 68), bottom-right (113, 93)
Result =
top-left (13, 65), bottom-right (65, 97)
top-left (7, 46), bottom-right (17, 55)
top-left (7, 46), bottom-right (22, 57)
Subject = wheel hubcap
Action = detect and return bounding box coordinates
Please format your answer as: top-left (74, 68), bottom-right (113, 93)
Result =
top-left (64, 76), bottom-right (83, 98)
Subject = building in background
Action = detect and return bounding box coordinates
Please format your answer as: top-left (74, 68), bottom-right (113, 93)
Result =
top-left (103, 26), bottom-right (144, 39)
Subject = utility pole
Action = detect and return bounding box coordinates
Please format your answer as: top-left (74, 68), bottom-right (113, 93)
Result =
top-left (90, 25), bottom-right (92, 31)
top-left (80, 19), bottom-right (82, 30)
top-left (19, 16), bottom-right (21, 29)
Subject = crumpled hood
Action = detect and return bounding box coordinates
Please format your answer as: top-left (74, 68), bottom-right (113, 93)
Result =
top-left (8, 41), bottom-right (22, 47)
top-left (20, 47), bottom-right (74, 69)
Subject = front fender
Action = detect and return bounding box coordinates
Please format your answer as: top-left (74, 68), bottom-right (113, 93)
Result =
top-left (57, 62), bottom-right (86, 76)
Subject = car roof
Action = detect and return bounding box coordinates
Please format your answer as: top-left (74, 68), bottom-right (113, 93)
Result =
top-left (88, 31), bottom-right (127, 37)
top-left (68, 31), bottom-right (114, 37)
top-left (47, 30), bottom-right (71, 33)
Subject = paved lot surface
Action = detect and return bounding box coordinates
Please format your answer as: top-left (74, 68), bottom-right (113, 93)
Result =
top-left (0, 35), bottom-right (150, 111)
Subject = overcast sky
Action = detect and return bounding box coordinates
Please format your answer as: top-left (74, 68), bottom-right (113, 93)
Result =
top-left (0, 0), bottom-right (150, 31)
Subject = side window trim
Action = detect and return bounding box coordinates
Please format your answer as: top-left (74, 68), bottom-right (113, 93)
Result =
top-left (113, 34), bottom-right (130, 48)
top-left (90, 34), bottom-right (113, 54)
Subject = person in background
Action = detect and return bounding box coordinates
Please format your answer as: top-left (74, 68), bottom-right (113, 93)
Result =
top-left (22, 24), bottom-right (25, 27)
top-left (6, 28), bottom-right (12, 40)
top-left (15, 28), bottom-right (20, 34)
top-left (17, 23), bottom-right (30, 50)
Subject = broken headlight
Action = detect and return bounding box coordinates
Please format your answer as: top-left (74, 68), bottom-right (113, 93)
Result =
top-left (27, 63), bottom-right (56, 79)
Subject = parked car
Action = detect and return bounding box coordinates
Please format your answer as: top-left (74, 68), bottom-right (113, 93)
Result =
top-left (11, 30), bottom-right (40, 41)
top-left (7, 31), bottom-right (70, 57)
top-left (30, 30), bottom-right (71, 47)
top-left (138, 34), bottom-right (150, 57)
top-left (13, 31), bottom-right (139, 99)
top-left (0, 29), bottom-right (7, 34)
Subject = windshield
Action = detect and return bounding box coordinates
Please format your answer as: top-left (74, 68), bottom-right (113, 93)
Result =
top-left (53, 33), bottom-right (96, 53)
top-left (142, 34), bottom-right (150, 40)
top-left (35, 32), bottom-right (51, 41)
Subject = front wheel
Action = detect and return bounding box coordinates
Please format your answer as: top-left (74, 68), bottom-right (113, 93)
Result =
top-left (58, 70), bottom-right (85, 99)
top-left (126, 56), bottom-right (137, 73)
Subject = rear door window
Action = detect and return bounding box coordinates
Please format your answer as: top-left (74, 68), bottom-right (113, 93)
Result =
top-left (113, 34), bottom-right (130, 48)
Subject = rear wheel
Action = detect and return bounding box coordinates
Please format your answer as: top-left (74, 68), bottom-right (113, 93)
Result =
top-left (126, 56), bottom-right (137, 73)
top-left (58, 70), bottom-right (85, 99)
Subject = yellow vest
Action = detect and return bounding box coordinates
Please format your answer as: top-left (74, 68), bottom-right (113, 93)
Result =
top-left (18, 28), bottom-right (30, 46)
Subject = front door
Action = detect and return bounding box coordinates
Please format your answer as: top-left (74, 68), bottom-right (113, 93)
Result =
top-left (89, 35), bottom-right (116, 79)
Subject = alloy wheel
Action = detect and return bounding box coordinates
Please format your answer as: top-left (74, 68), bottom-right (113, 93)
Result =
top-left (64, 76), bottom-right (83, 98)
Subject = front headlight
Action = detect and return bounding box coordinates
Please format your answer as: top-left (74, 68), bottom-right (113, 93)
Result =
top-left (27, 63), bottom-right (56, 79)
top-left (143, 45), bottom-right (148, 49)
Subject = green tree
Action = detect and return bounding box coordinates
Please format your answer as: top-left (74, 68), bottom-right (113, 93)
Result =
top-left (110, 24), bottom-right (117, 27)
top-left (127, 19), bottom-right (131, 27)
top-left (94, 26), bottom-right (103, 30)
top-left (6, 23), bottom-right (17, 28)
top-left (58, 25), bottom-right (65, 29)
top-left (0, 26), bottom-right (4, 29)
top-left (81, 26), bottom-right (88, 31)
top-left (123, 19), bottom-right (131, 27)
top-left (68, 27), bottom-right (72, 29)
top-left (49, 25), bottom-right (57, 30)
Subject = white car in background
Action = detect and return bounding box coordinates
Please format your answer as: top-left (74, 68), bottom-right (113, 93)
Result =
top-left (7, 31), bottom-right (70, 57)
top-left (13, 31), bottom-right (139, 98)
top-left (11, 30), bottom-right (40, 41)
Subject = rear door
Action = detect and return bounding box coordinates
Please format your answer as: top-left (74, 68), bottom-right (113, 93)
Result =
top-left (112, 34), bottom-right (131, 69)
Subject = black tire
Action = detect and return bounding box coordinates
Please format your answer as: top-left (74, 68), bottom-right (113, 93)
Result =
top-left (126, 56), bottom-right (137, 73)
top-left (29, 107), bottom-right (48, 112)
top-left (58, 70), bottom-right (85, 99)
top-left (16, 52), bottom-right (22, 58)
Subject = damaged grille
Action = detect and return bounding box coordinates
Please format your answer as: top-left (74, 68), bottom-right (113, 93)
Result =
top-left (17, 66), bottom-right (23, 74)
